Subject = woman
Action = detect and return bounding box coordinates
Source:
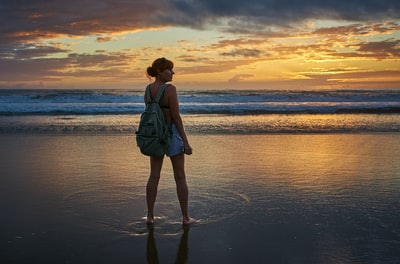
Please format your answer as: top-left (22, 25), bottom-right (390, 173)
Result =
top-left (145, 57), bottom-right (195, 225)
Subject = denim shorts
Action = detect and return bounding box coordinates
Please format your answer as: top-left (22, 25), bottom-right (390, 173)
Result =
top-left (166, 124), bottom-right (185, 157)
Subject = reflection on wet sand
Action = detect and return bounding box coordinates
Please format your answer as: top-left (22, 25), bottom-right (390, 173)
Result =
top-left (2, 134), bottom-right (399, 263)
top-left (146, 226), bottom-right (190, 264)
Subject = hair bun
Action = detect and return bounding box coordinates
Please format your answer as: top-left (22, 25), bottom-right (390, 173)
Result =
top-left (146, 66), bottom-right (157, 77)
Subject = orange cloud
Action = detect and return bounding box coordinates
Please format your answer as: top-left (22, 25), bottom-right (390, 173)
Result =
top-left (1, 1), bottom-right (399, 89)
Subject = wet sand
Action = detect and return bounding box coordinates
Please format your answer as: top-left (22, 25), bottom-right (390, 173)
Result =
top-left (1, 133), bottom-right (400, 263)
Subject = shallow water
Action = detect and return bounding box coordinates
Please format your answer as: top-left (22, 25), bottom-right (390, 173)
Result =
top-left (1, 113), bottom-right (400, 134)
top-left (1, 134), bottom-right (399, 263)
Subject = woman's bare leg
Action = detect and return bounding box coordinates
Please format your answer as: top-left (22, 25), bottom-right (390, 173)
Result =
top-left (146, 156), bottom-right (164, 224)
top-left (171, 154), bottom-right (195, 225)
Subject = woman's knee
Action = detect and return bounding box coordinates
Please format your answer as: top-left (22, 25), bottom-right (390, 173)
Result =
top-left (173, 170), bottom-right (186, 183)
top-left (149, 172), bottom-right (160, 182)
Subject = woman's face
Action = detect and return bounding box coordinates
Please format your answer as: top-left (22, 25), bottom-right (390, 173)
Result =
top-left (158, 68), bottom-right (174, 82)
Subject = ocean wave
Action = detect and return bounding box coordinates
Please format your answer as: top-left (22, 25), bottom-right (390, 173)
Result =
top-left (1, 89), bottom-right (400, 115)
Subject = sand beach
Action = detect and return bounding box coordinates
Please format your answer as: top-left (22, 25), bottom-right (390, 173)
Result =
top-left (1, 133), bottom-right (399, 263)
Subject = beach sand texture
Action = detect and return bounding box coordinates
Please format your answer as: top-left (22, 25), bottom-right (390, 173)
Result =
top-left (1, 133), bottom-right (399, 263)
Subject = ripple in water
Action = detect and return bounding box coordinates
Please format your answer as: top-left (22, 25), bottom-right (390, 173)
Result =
top-left (119, 187), bottom-right (251, 236)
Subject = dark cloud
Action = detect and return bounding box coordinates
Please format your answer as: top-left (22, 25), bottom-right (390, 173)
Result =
top-left (209, 38), bottom-right (271, 49)
top-left (0, 43), bottom-right (70, 60)
top-left (176, 54), bottom-right (205, 62)
top-left (67, 52), bottom-right (137, 68)
top-left (169, 0), bottom-right (400, 30)
top-left (0, 0), bottom-right (161, 45)
top-left (0, 58), bottom-right (67, 81)
top-left (0, 49), bottom-right (136, 82)
top-left (313, 21), bottom-right (400, 36)
top-left (96, 36), bottom-right (116, 43)
top-left (329, 40), bottom-right (400, 59)
top-left (357, 39), bottom-right (400, 58)
top-left (220, 48), bottom-right (264, 57)
top-left (1, 0), bottom-right (399, 45)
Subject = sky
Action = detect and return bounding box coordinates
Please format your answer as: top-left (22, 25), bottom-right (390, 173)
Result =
top-left (1, 0), bottom-right (400, 90)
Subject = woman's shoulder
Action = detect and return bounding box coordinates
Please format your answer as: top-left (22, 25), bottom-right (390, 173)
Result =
top-left (165, 83), bottom-right (176, 89)
top-left (165, 83), bottom-right (177, 95)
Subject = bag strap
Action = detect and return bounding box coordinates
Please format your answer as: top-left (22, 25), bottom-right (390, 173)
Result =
top-left (145, 83), bottom-right (169, 104)
top-left (145, 85), bottom-right (152, 104)
top-left (155, 83), bottom-right (169, 103)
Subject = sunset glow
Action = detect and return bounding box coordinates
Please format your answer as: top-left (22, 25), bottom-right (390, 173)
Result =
top-left (1, 1), bottom-right (399, 90)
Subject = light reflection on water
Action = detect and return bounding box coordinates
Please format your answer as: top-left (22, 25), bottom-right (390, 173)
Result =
top-left (189, 134), bottom-right (400, 261)
top-left (1, 113), bottom-right (400, 133)
top-left (1, 133), bottom-right (399, 262)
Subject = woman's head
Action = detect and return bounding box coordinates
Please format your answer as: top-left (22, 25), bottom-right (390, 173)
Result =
top-left (147, 57), bottom-right (174, 78)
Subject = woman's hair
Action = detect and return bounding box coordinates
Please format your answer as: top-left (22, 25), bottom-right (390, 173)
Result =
top-left (146, 57), bottom-right (174, 78)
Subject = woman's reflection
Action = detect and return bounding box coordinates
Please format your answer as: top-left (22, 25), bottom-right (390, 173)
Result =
top-left (146, 226), bottom-right (190, 264)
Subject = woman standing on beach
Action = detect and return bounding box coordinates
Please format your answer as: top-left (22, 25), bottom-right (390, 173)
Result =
top-left (145, 57), bottom-right (195, 225)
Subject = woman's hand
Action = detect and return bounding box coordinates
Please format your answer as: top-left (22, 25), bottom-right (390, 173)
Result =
top-left (184, 143), bottom-right (193, 155)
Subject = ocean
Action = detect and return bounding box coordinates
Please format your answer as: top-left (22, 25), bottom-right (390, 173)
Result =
top-left (1, 88), bottom-right (400, 134)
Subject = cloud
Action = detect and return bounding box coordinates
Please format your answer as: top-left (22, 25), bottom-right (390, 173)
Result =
top-left (1, 0), bottom-right (399, 45)
top-left (96, 36), bottom-right (116, 43)
top-left (1, 1), bottom-right (399, 89)
top-left (177, 59), bottom-right (259, 74)
top-left (0, 49), bottom-right (137, 82)
top-left (220, 48), bottom-right (264, 57)
top-left (229, 74), bottom-right (254, 82)
top-left (313, 21), bottom-right (400, 36)
top-left (209, 38), bottom-right (271, 49)
top-left (0, 43), bottom-right (70, 60)
top-left (304, 70), bottom-right (400, 86)
top-left (0, 1), bottom-right (162, 45)
top-left (176, 54), bottom-right (208, 63)
top-left (0, 58), bottom-right (67, 81)
top-left (357, 39), bottom-right (400, 58)
top-left (328, 39), bottom-right (400, 59)
top-left (169, 0), bottom-right (400, 31)
top-left (67, 52), bottom-right (134, 68)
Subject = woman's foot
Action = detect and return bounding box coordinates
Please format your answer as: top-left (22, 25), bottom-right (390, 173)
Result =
top-left (146, 215), bottom-right (154, 225)
top-left (182, 217), bottom-right (196, 225)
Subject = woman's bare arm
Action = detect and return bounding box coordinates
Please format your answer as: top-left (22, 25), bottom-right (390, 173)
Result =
top-left (166, 85), bottom-right (192, 154)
